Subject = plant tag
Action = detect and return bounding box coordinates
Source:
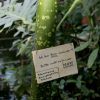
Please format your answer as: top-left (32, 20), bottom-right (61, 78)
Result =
top-left (32, 43), bottom-right (78, 84)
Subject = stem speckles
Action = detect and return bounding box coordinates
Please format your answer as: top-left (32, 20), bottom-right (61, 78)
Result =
top-left (42, 16), bottom-right (50, 20)
top-left (35, 0), bottom-right (57, 49)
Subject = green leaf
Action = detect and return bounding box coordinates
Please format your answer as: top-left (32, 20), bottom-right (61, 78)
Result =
top-left (0, 0), bottom-right (37, 31)
top-left (60, 79), bottom-right (65, 85)
top-left (17, 43), bottom-right (26, 55)
top-left (14, 85), bottom-right (21, 91)
top-left (75, 41), bottom-right (90, 52)
top-left (66, 79), bottom-right (76, 83)
top-left (59, 79), bottom-right (65, 90)
top-left (59, 84), bottom-right (64, 90)
top-left (87, 48), bottom-right (99, 68)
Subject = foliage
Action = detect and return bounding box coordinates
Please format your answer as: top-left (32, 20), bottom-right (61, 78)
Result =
top-left (0, 0), bottom-right (37, 56)
top-left (0, 0), bottom-right (100, 99)
top-left (52, 0), bottom-right (100, 99)
top-left (0, 0), bottom-right (37, 99)
top-left (0, 0), bottom-right (37, 29)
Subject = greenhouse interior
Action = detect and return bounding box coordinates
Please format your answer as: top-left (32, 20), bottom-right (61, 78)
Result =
top-left (0, 0), bottom-right (100, 100)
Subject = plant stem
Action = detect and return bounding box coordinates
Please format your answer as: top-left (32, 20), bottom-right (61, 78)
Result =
top-left (31, 0), bottom-right (57, 99)
top-left (31, 62), bottom-right (37, 100)
top-left (56, 0), bottom-right (82, 31)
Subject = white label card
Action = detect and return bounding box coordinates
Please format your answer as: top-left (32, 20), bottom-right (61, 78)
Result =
top-left (32, 43), bottom-right (78, 84)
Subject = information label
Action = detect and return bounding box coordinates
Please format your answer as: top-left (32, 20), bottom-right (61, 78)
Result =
top-left (32, 43), bottom-right (78, 84)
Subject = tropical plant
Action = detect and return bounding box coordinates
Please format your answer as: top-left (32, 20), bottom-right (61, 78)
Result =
top-left (0, 0), bottom-right (100, 100)
top-left (0, 0), bottom-right (37, 99)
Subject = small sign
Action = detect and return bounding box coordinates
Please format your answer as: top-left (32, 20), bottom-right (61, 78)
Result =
top-left (32, 43), bottom-right (78, 84)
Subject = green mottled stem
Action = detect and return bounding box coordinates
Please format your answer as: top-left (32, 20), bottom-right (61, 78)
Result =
top-left (32, 0), bottom-right (57, 99)
top-left (36, 0), bottom-right (57, 49)
top-left (31, 63), bottom-right (37, 100)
